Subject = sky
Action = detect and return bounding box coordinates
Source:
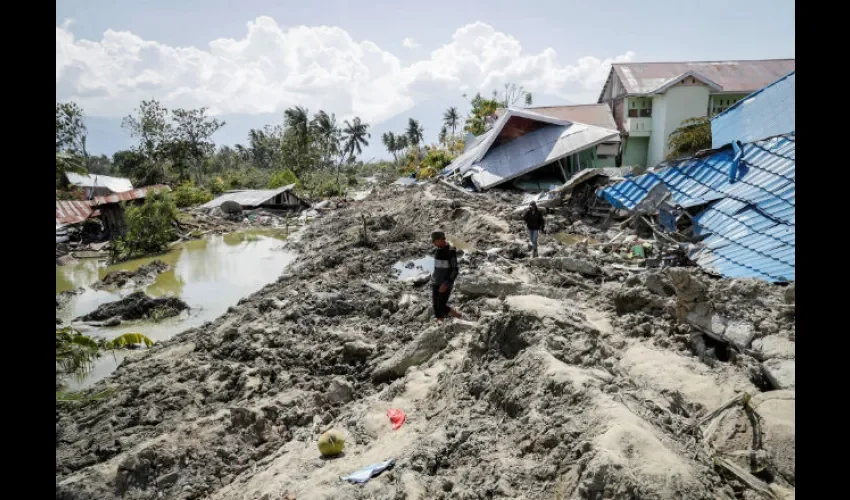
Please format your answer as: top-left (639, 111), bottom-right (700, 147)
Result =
top-left (56, 0), bottom-right (795, 161)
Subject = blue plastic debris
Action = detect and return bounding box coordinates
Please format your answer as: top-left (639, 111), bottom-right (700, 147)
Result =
top-left (341, 459), bottom-right (394, 484)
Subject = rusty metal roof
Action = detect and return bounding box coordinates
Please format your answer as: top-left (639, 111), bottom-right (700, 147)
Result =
top-left (600, 59), bottom-right (795, 100)
top-left (56, 200), bottom-right (94, 226)
top-left (497, 104), bottom-right (619, 134)
top-left (57, 185), bottom-right (171, 228)
top-left (90, 185), bottom-right (171, 206)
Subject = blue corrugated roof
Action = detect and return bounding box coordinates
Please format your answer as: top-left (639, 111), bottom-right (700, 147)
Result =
top-left (711, 71), bottom-right (795, 148)
top-left (598, 133), bottom-right (794, 282)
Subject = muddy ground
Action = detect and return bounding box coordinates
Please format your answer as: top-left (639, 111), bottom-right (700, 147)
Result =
top-left (56, 181), bottom-right (795, 500)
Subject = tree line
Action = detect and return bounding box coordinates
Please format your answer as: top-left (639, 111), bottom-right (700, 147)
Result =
top-left (56, 100), bottom-right (372, 199)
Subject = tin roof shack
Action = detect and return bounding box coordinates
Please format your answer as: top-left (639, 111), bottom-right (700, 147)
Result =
top-left (199, 184), bottom-right (309, 214)
top-left (64, 173), bottom-right (134, 198)
top-left (441, 108), bottom-right (620, 191)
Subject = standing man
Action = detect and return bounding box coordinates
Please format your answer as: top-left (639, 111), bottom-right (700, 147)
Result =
top-left (430, 230), bottom-right (461, 321)
top-left (523, 201), bottom-right (546, 257)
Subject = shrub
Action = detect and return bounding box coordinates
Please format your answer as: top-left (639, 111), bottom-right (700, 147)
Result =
top-left (119, 190), bottom-right (178, 258)
top-left (268, 169), bottom-right (301, 189)
top-left (172, 181), bottom-right (213, 208)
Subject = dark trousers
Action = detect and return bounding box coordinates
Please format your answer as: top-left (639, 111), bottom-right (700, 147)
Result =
top-left (432, 284), bottom-right (452, 319)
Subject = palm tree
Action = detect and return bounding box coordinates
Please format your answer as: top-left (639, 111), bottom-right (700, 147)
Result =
top-left (382, 132), bottom-right (399, 164)
top-left (443, 107), bottom-right (460, 137)
top-left (439, 126), bottom-right (448, 147)
top-left (341, 117), bottom-right (371, 183)
top-left (406, 118), bottom-right (424, 148)
top-left (312, 110), bottom-right (340, 168)
top-left (395, 134), bottom-right (409, 159)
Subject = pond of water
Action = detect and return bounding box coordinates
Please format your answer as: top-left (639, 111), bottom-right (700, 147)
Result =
top-left (56, 229), bottom-right (297, 390)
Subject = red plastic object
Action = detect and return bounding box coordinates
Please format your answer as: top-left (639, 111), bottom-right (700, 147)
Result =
top-left (387, 408), bottom-right (406, 430)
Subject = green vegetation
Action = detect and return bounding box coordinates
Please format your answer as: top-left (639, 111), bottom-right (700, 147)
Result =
top-left (667, 117), bottom-right (712, 159)
top-left (55, 99), bottom-right (373, 202)
top-left (172, 181), bottom-right (213, 208)
top-left (111, 190), bottom-right (179, 261)
top-left (56, 326), bottom-right (154, 389)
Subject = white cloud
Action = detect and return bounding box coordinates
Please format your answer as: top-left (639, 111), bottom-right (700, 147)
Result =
top-left (56, 17), bottom-right (635, 123)
top-left (402, 37), bottom-right (420, 49)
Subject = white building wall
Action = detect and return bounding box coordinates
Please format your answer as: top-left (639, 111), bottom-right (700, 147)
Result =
top-left (648, 85), bottom-right (711, 165)
top-left (647, 95), bottom-right (667, 167)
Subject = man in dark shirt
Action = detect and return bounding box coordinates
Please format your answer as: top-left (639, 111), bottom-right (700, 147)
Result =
top-left (430, 230), bottom-right (461, 321)
top-left (522, 201), bottom-right (546, 257)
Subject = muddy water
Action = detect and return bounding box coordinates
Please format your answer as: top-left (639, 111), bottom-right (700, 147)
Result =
top-left (393, 256), bottom-right (434, 280)
top-left (57, 230), bottom-right (296, 389)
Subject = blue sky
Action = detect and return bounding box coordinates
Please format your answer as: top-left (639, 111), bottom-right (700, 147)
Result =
top-left (56, 0), bottom-right (795, 160)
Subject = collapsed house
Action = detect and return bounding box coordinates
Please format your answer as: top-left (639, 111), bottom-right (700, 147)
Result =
top-left (599, 71), bottom-right (795, 282)
top-left (441, 108), bottom-right (621, 191)
top-left (56, 185), bottom-right (172, 241)
top-left (199, 184), bottom-right (309, 212)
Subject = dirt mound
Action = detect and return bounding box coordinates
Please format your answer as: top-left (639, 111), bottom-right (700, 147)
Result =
top-left (95, 260), bottom-right (170, 290)
top-left (77, 291), bottom-right (188, 322)
top-left (56, 181), bottom-right (795, 500)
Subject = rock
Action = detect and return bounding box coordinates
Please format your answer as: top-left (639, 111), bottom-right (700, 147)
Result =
top-left (77, 291), bottom-right (189, 322)
top-left (529, 257), bottom-right (602, 277)
top-left (723, 320), bottom-right (756, 348)
top-left (326, 378), bottom-right (354, 403)
top-left (102, 316), bottom-right (122, 327)
top-left (96, 260), bottom-right (170, 290)
top-left (752, 335), bottom-right (795, 360)
top-left (143, 407), bottom-right (162, 425)
top-left (644, 272), bottom-right (676, 296)
top-left (372, 325), bottom-right (453, 382)
top-left (342, 341), bottom-right (375, 362)
top-left (751, 390), bottom-right (795, 483)
top-left (762, 359), bottom-right (795, 390)
top-left (456, 277), bottom-right (522, 297)
top-left (156, 472), bottom-right (179, 488)
top-left (784, 283), bottom-right (795, 304)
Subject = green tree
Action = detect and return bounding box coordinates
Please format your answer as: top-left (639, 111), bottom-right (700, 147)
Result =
top-left (268, 169), bottom-right (301, 189)
top-left (57, 327), bottom-right (154, 388)
top-left (667, 117), bottom-right (712, 159)
top-left (438, 126), bottom-right (448, 146)
top-left (121, 100), bottom-right (173, 185)
top-left (56, 101), bottom-right (89, 156)
top-left (340, 117), bottom-right (370, 183)
top-left (86, 155), bottom-right (114, 175)
top-left (443, 107), bottom-right (460, 137)
top-left (312, 110), bottom-right (341, 169)
top-left (406, 118), bottom-right (424, 148)
top-left (55, 152), bottom-right (87, 188)
top-left (463, 93), bottom-right (501, 135)
top-left (168, 107), bottom-right (225, 183)
top-left (382, 132), bottom-right (401, 164)
top-left (118, 190), bottom-right (178, 258)
top-left (284, 106), bottom-right (312, 173)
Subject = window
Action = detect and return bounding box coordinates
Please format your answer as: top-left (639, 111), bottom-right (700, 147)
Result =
top-left (628, 108), bottom-right (639, 118)
top-left (639, 108), bottom-right (652, 117)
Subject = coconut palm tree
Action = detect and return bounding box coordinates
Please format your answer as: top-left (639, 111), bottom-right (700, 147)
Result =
top-left (312, 110), bottom-right (341, 168)
top-left (382, 132), bottom-right (399, 164)
top-left (443, 107), bottom-right (460, 137)
top-left (406, 118), bottom-right (424, 148)
top-left (439, 126), bottom-right (448, 147)
top-left (340, 117), bottom-right (370, 183)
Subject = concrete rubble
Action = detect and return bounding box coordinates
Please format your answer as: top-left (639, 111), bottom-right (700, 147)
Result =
top-left (56, 178), bottom-right (795, 500)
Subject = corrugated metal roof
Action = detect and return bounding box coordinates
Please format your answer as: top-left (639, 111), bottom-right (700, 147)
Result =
top-left (468, 122), bottom-right (620, 190)
top-left (441, 107), bottom-right (618, 187)
top-left (495, 104), bottom-right (619, 132)
top-left (56, 200), bottom-right (94, 226)
top-left (598, 133), bottom-right (795, 282)
top-left (711, 71), bottom-right (795, 148)
top-left (90, 185), bottom-right (171, 206)
top-left (599, 59), bottom-right (795, 100)
top-left (66, 173), bottom-right (134, 193)
top-left (199, 184), bottom-right (297, 209)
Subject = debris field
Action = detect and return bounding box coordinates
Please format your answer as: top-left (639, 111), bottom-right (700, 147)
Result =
top-left (56, 180), bottom-right (795, 500)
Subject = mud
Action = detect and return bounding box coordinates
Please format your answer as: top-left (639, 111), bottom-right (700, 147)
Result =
top-left (56, 181), bottom-right (795, 500)
top-left (95, 260), bottom-right (170, 290)
top-left (77, 291), bottom-right (189, 322)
